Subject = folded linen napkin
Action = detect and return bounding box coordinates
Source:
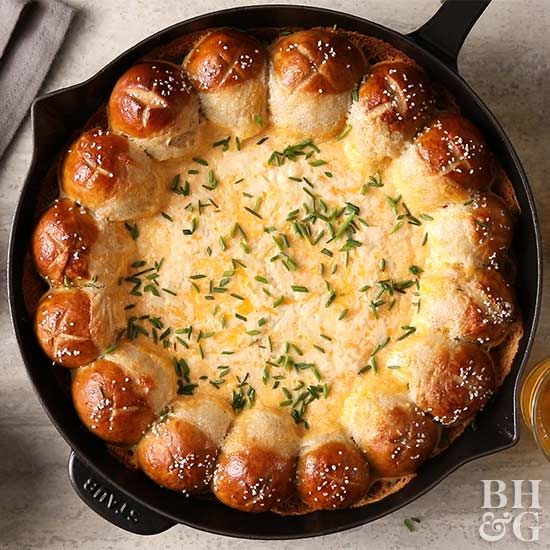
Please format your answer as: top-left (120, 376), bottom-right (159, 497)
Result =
top-left (0, 0), bottom-right (75, 160)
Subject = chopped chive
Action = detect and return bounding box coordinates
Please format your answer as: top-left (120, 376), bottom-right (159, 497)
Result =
top-left (182, 218), bottom-right (198, 235)
top-left (291, 285), bottom-right (309, 293)
top-left (338, 308), bottom-right (349, 320)
top-left (124, 222), bottom-right (139, 240)
top-left (244, 206), bottom-right (263, 219)
top-left (336, 124), bottom-right (352, 141)
top-left (389, 221), bottom-right (404, 235)
top-left (325, 290), bottom-right (336, 308)
top-left (397, 325), bottom-right (417, 341)
top-left (213, 136), bottom-right (231, 151)
top-left (409, 265), bottom-right (424, 276)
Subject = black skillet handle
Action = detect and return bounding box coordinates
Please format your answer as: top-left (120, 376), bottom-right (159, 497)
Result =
top-left (408, 0), bottom-right (491, 71)
top-left (68, 451), bottom-right (176, 535)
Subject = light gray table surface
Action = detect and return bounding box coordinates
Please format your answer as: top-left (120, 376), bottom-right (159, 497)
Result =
top-left (1, 1), bottom-right (549, 548)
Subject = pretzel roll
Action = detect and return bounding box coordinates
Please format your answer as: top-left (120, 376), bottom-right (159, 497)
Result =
top-left (427, 193), bottom-right (513, 270)
top-left (387, 335), bottom-right (496, 425)
top-left (341, 393), bottom-right (439, 477)
top-left (416, 267), bottom-right (516, 346)
top-left (137, 395), bottom-right (233, 493)
top-left (109, 61), bottom-right (199, 160)
top-left (35, 288), bottom-right (122, 368)
top-left (296, 432), bottom-right (369, 510)
top-left (387, 113), bottom-right (494, 211)
top-left (61, 128), bottom-right (163, 221)
top-left (213, 408), bottom-right (299, 512)
top-left (347, 61), bottom-right (434, 169)
top-left (184, 29), bottom-right (267, 139)
top-left (269, 29), bottom-right (367, 140)
top-left (72, 343), bottom-right (176, 445)
top-left (32, 198), bottom-right (134, 287)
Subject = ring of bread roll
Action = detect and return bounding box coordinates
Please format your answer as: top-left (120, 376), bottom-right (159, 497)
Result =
top-left (32, 198), bottom-right (134, 287)
top-left (296, 433), bottom-right (370, 510)
top-left (427, 193), bottom-right (513, 271)
top-left (61, 128), bottom-right (163, 221)
top-left (387, 113), bottom-right (494, 211)
top-left (108, 61), bottom-right (199, 160)
top-left (386, 335), bottom-right (496, 426)
top-left (184, 28), bottom-right (267, 139)
top-left (341, 393), bottom-right (440, 477)
top-left (28, 25), bottom-right (521, 513)
top-left (346, 60), bottom-right (434, 170)
top-left (72, 342), bottom-right (176, 445)
top-left (35, 288), bottom-right (122, 368)
top-left (212, 408), bottom-right (299, 512)
top-left (136, 395), bottom-right (233, 494)
top-left (416, 267), bottom-right (516, 346)
top-left (269, 28), bottom-right (367, 140)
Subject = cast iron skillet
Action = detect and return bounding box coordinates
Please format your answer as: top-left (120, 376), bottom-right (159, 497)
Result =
top-left (7, 0), bottom-right (542, 539)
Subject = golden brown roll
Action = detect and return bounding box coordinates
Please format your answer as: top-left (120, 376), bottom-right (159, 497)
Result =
top-left (346, 61), bottom-right (434, 169)
top-left (136, 395), bottom-right (233, 494)
top-left (387, 335), bottom-right (496, 426)
top-left (61, 128), bottom-right (163, 221)
top-left (108, 61), bottom-right (199, 160)
top-left (296, 433), bottom-right (369, 510)
top-left (341, 393), bottom-right (440, 477)
top-left (416, 267), bottom-right (516, 346)
top-left (387, 113), bottom-right (495, 211)
top-left (212, 408), bottom-right (299, 512)
top-left (32, 198), bottom-right (134, 287)
top-left (184, 29), bottom-right (267, 139)
top-left (269, 28), bottom-right (367, 140)
top-left (35, 288), bottom-right (122, 368)
top-left (427, 193), bottom-right (513, 271)
top-left (72, 343), bottom-right (176, 445)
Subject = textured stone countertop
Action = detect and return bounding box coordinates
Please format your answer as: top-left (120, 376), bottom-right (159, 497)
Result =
top-left (1, 0), bottom-right (549, 548)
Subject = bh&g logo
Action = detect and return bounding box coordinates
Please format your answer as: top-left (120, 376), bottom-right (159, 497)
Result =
top-left (480, 480), bottom-right (542, 542)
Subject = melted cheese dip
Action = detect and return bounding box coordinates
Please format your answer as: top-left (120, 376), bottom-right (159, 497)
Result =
top-left (118, 123), bottom-right (430, 432)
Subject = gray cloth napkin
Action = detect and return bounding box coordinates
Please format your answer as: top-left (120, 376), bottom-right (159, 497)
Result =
top-left (0, 0), bottom-right (75, 160)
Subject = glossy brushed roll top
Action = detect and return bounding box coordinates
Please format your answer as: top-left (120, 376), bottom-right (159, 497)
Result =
top-left (387, 334), bottom-right (497, 426)
top-left (109, 62), bottom-right (195, 138)
top-left (416, 113), bottom-right (494, 188)
top-left (72, 342), bottom-right (176, 444)
top-left (34, 287), bottom-right (122, 368)
top-left (185, 28), bottom-right (266, 92)
top-left (61, 128), bottom-right (163, 219)
top-left (137, 395), bottom-right (233, 493)
top-left (296, 432), bottom-right (370, 510)
top-left (271, 28), bottom-right (366, 94)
